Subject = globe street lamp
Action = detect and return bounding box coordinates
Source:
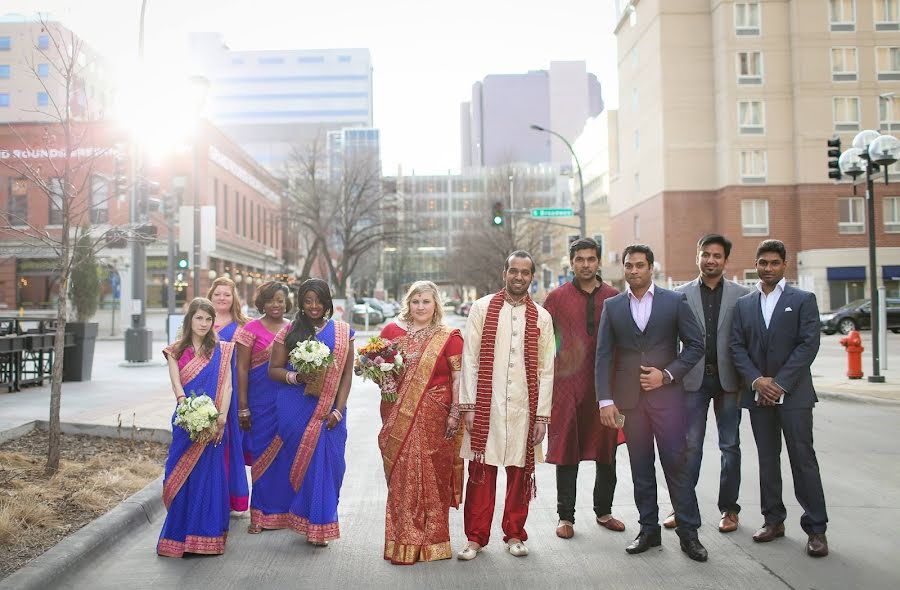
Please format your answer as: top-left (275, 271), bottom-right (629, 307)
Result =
top-left (840, 129), bottom-right (899, 383)
top-left (530, 124), bottom-right (587, 239)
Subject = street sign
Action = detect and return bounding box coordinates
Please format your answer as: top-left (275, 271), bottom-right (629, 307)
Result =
top-left (531, 207), bottom-right (574, 218)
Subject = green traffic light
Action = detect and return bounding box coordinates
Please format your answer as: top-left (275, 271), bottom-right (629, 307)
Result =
top-left (178, 259), bottom-right (188, 269)
top-left (493, 215), bottom-right (503, 225)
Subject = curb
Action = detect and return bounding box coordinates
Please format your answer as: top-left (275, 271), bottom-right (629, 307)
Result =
top-left (817, 390), bottom-right (900, 406)
top-left (0, 476), bottom-right (163, 590)
top-left (0, 421), bottom-right (170, 590)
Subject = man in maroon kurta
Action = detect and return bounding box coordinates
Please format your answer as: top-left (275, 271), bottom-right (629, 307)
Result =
top-left (543, 238), bottom-right (624, 539)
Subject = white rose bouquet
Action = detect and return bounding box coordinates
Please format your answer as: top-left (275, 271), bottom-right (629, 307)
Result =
top-left (173, 392), bottom-right (220, 444)
top-left (288, 338), bottom-right (334, 396)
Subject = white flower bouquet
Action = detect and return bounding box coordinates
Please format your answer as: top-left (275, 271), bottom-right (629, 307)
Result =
top-left (288, 338), bottom-right (334, 396)
top-left (173, 392), bottom-right (220, 444)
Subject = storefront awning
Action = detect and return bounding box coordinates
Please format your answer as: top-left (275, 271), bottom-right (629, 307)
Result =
top-left (883, 266), bottom-right (900, 281)
top-left (826, 266), bottom-right (866, 281)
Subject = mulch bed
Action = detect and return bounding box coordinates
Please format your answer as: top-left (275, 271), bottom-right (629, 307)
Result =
top-left (0, 429), bottom-right (168, 580)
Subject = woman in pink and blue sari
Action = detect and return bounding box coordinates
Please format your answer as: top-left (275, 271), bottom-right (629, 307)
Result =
top-left (157, 298), bottom-right (234, 558)
top-left (207, 276), bottom-right (250, 512)
top-left (235, 281), bottom-right (292, 534)
top-left (268, 278), bottom-right (354, 546)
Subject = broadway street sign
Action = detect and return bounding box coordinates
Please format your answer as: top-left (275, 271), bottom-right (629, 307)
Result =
top-left (531, 207), bottom-right (574, 218)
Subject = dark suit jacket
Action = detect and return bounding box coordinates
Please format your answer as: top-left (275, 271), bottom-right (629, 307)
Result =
top-left (730, 284), bottom-right (821, 409)
top-left (595, 286), bottom-right (705, 410)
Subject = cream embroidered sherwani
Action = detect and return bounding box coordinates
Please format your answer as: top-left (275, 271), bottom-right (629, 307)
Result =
top-left (459, 294), bottom-right (555, 467)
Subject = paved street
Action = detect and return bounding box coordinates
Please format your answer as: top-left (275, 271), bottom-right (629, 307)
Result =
top-left (2, 326), bottom-right (900, 589)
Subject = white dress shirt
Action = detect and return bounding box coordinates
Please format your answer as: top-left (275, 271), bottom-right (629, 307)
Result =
top-left (757, 277), bottom-right (787, 329)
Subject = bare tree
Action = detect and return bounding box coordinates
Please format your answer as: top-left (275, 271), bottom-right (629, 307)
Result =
top-left (446, 166), bottom-right (551, 295)
top-left (0, 21), bottom-right (131, 474)
top-left (283, 136), bottom-right (407, 299)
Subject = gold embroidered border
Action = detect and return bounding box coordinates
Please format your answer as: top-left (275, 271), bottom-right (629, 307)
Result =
top-left (157, 533), bottom-right (226, 557)
top-left (448, 354), bottom-right (462, 371)
top-left (249, 344), bottom-right (273, 370)
top-left (251, 435), bottom-right (283, 483)
top-left (378, 327), bottom-right (454, 487)
top-left (535, 415), bottom-right (550, 424)
top-left (287, 513), bottom-right (341, 543)
top-left (179, 349), bottom-right (210, 385)
top-left (233, 325), bottom-right (255, 347)
top-left (384, 540), bottom-right (451, 564)
top-left (288, 321), bottom-right (350, 492)
top-left (250, 508), bottom-right (290, 529)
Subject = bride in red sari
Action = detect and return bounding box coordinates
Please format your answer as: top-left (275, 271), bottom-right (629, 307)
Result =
top-left (378, 281), bottom-right (464, 565)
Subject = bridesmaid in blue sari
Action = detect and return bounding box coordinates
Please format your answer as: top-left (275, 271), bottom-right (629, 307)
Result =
top-left (235, 281), bottom-right (292, 533)
top-left (158, 298), bottom-right (234, 557)
top-left (269, 279), bottom-right (355, 546)
top-left (207, 276), bottom-right (250, 511)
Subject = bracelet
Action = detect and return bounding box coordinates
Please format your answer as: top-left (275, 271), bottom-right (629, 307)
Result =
top-left (176, 395), bottom-right (186, 403)
top-left (448, 403), bottom-right (461, 420)
top-left (286, 371), bottom-right (298, 385)
top-left (331, 409), bottom-right (343, 422)
top-left (238, 408), bottom-right (251, 417)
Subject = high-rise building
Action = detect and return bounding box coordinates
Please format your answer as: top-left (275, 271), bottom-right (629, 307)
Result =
top-left (460, 61), bottom-right (603, 168)
top-left (0, 16), bottom-right (112, 123)
top-left (190, 33), bottom-right (374, 176)
top-left (609, 0), bottom-right (900, 310)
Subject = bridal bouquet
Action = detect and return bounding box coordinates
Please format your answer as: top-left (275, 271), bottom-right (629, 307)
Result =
top-left (174, 392), bottom-right (220, 444)
top-left (354, 337), bottom-right (404, 402)
top-left (289, 338), bottom-right (334, 396)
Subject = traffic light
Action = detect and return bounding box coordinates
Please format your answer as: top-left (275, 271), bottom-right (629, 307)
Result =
top-left (113, 153), bottom-right (128, 200)
top-left (178, 253), bottom-right (190, 270)
top-left (827, 136), bottom-right (842, 181)
top-left (491, 201), bottom-right (504, 227)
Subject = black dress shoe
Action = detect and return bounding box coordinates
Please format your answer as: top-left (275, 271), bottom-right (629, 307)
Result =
top-left (625, 531), bottom-right (662, 554)
top-left (680, 537), bottom-right (708, 562)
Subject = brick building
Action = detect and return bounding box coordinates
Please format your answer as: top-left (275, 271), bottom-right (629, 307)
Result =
top-left (610, 0), bottom-right (900, 310)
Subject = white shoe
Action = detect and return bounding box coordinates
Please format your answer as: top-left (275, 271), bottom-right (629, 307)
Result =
top-left (457, 542), bottom-right (482, 561)
top-left (507, 539), bottom-right (529, 557)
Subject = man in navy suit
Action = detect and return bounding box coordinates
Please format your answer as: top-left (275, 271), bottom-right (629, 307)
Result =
top-left (595, 244), bottom-right (708, 561)
top-left (731, 239), bottom-right (829, 557)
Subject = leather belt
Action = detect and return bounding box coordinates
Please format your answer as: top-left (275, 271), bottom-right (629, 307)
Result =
top-left (704, 364), bottom-right (718, 376)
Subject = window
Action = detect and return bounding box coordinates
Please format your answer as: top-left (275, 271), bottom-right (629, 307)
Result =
top-left (338, 55), bottom-right (352, 63)
top-left (90, 175), bottom-right (109, 224)
top-left (37, 63), bottom-right (49, 78)
top-left (298, 56), bottom-right (325, 64)
top-left (634, 128), bottom-right (640, 150)
top-left (879, 95), bottom-right (900, 132)
top-left (542, 234), bottom-right (552, 256)
top-left (738, 100), bottom-right (765, 134)
top-left (829, 0), bottom-right (856, 31)
top-left (593, 234), bottom-right (605, 258)
top-left (631, 87), bottom-right (639, 111)
top-left (0, 93), bottom-right (9, 107)
top-left (37, 92), bottom-right (49, 107)
top-left (734, 2), bottom-right (761, 35)
top-left (875, 0), bottom-right (900, 30)
top-left (634, 172), bottom-right (641, 194)
top-left (838, 197), bottom-right (865, 233)
top-left (7, 178), bottom-right (27, 225)
top-left (831, 47), bottom-right (858, 81)
top-left (223, 185), bottom-right (229, 229)
top-left (0, 65), bottom-right (8, 79)
top-left (633, 215), bottom-right (641, 240)
top-left (739, 150), bottom-right (767, 183)
top-left (258, 57), bottom-right (284, 65)
top-left (631, 47), bottom-right (637, 69)
top-left (0, 37), bottom-right (9, 51)
top-left (48, 178), bottom-right (64, 225)
top-left (737, 51), bottom-right (763, 84)
top-left (885, 196), bottom-right (900, 232)
top-left (876, 47), bottom-right (900, 80)
top-left (833, 96), bottom-right (861, 131)
top-left (542, 268), bottom-right (553, 290)
top-left (741, 199), bottom-right (769, 235)
top-left (37, 35), bottom-right (49, 50)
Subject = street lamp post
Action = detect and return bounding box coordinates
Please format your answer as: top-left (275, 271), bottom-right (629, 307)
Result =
top-left (530, 124), bottom-right (587, 239)
top-left (839, 130), bottom-right (900, 383)
top-left (188, 75), bottom-right (210, 299)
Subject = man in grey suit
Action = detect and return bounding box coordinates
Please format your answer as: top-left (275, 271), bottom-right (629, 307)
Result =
top-left (668, 234), bottom-right (750, 534)
top-left (731, 239), bottom-right (829, 557)
top-left (595, 244), bottom-right (708, 561)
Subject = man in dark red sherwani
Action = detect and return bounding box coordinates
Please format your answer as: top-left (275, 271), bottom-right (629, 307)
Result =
top-left (544, 237), bottom-right (624, 539)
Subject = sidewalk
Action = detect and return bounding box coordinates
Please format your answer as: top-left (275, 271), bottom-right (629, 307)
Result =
top-left (812, 332), bottom-right (900, 404)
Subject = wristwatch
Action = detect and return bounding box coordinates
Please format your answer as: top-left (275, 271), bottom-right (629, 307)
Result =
top-left (662, 372), bottom-right (673, 386)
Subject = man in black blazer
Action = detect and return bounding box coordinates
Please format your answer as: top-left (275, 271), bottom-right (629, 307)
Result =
top-left (731, 239), bottom-right (829, 557)
top-left (595, 244), bottom-right (708, 561)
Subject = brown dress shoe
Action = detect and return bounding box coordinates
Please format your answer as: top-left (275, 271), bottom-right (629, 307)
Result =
top-left (752, 522), bottom-right (785, 542)
top-left (556, 521), bottom-right (574, 539)
top-left (663, 511), bottom-right (677, 529)
top-left (806, 533), bottom-right (829, 557)
top-left (597, 515), bottom-right (626, 532)
top-left (719, 511), bottom-right (739, 533)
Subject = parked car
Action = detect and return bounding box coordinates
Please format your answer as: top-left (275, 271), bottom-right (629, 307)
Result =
top-left (333, 299), bottom-right (384, 325)
top-left (458, 301), bottom-right (473, 317)
top-left (820, 298), bottom-right (900, 335)
top-left (359, 297), bottom-right (397, 319)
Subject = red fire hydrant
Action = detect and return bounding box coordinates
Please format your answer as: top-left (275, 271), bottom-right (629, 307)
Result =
top-left (839, 330), bottom-right (864, 379)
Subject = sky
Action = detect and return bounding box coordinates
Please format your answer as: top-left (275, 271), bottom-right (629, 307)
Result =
top-left (3, 0), bottom-right (620, 174)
